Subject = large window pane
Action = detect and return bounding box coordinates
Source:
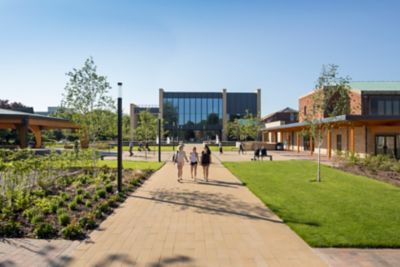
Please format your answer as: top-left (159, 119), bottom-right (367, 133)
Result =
top-left (196, 98), bottom-right (202, 123)
top-left (393, 100), bottom-right (400, 115)
top-left (202, 98), bottom-right (207, 121)
top-left (385, 100), bottom-right (392, 115)
top-left (378, 100), bottom-right (385, 115)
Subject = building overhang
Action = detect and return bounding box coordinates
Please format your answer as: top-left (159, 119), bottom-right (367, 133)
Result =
top-left (260, 115), bottom-right (400, 132)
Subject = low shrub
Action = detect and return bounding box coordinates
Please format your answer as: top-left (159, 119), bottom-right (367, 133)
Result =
top-left (105, 183), bottom-right (113, 193)
top-left (85, 200), bottom-right (92, 207)
top-left (34, 223), bottom-right (55, 239)
top-left (0, 221), bottom-right (23, 237)
top-left (96, 189), bottom-right (107, 199)
top-left (30, 214), bottom-right (44, 225)
top-left (97, 202), bottom-right (109, 214)
top-left (68, 200), bottom-right (78, 210)
top-left (76, 188), bottom-right (84, 195)
top-left (61, 223), bottom-right (84, 240)
top-left (75, 195), bottom-right (84, 204)
top-left (61, 192), bottom-right (70, 201)
top-left (58, 213), bottom-right (71, 226)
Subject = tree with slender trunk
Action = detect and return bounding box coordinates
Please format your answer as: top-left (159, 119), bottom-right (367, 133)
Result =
top-left (305, 64), bottom-right (351, 182)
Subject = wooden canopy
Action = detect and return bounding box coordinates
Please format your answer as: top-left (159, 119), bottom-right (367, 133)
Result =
top-left (0, 108), bottom-right (79, 148)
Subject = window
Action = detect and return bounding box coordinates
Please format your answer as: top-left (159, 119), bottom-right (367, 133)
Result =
top-left (303, 106), bottom-right (307, 116)
top-left (375, 135), bottom-right (396, 158)
top-left (369, 96), bottom-right (400, 115)
top-left (336, 134), bottom-right (342, 151)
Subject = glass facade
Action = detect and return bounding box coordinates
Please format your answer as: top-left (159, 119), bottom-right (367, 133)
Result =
top-left (163, 92), bottom-right (223, 141)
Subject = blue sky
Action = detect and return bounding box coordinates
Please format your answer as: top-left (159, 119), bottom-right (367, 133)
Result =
top-left (1, 0), bottom-right (399, 115)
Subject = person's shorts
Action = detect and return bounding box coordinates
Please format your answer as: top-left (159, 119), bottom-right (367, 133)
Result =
top-left (190, 162), bottom-right (198, 166)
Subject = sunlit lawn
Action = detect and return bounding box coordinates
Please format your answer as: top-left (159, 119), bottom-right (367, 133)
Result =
top-left (97, 160), bottom-right (164, 170)
top-left (224, 160), bottom-right (400, 248)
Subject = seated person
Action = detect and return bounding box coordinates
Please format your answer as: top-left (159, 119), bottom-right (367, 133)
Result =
top-left (253, 148), bottom-right (260, 160)
top-left (260, 147), bottom-right (267, 158)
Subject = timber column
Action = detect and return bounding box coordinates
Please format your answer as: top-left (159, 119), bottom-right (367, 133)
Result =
top-left (222, 88), bottom-right (228, 141)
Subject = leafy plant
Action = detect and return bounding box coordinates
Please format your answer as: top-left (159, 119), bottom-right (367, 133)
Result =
top-left (61, 223), bottom-right (84, 240)
top-left (30, 214), bottom-right (44, 225)
top-left (105, 183), bottom-right (113, 193)
top-left (0, 221), bottom-right (23, 237)
top-left (95, 189), bottom-right (106, 199)
top-left (34, 223), bottom-right (55, 239)
top-left (85, 200), bottom-right (92, 207)
top-left (68, 200), bottom-right (78, 210)
top-left (58, 213), bottom-right (71, 226)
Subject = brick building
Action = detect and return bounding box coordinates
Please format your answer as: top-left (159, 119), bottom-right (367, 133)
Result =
top-left (261, 81), bottom-right (400, 159)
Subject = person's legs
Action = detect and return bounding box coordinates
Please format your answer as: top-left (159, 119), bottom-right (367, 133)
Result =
top-left (190, 164), bottom-right (194, 178)
top-left (205, 165), bottom-right (209, 181)
top-left (202, 165), bottom-right (206, 179)
top-left (194, 164), bottom-right (197, 179)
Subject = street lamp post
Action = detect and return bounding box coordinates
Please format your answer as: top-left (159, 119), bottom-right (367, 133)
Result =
top-left (117, 82), bottom-right (123, 192)
top-left (158, 114), bottom-right (161, 162)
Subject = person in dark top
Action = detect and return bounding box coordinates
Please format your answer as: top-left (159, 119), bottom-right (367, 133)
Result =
top-left (201, 144), bottom-right (212, 181)
top-left (239, 142), bottom-right (244, 155)
top-left (253, 147), bottom-right (260, 160)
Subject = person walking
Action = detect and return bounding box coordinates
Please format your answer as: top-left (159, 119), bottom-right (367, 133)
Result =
top-left (219, 142), bottom-right (223, 154)
top-left (174, 144), bottom-right (188, 182)
top-left (239, 142), bottom-right (244, 155)
top-left (201, 144), bottom-right (211, 181)
top-left (190, 147), bottom-right (199, 180)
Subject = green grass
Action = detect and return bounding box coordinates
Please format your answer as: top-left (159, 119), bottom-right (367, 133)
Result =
top-left (97, 160), bottom-right (164, 170)
top-left (208, 145), bottom-right (237, 152)
top-left (223, 160), bottom-right (400, 248)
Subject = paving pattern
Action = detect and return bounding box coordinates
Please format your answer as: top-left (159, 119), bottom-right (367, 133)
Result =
top-left (66, 153), bottom-right (327, 266)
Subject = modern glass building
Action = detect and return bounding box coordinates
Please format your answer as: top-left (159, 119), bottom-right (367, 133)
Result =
top-left (159, 88), bottom-right (261, 141)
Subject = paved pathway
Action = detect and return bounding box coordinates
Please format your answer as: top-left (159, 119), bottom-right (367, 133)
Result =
top-left (67, 154), bottom-right (327, 266)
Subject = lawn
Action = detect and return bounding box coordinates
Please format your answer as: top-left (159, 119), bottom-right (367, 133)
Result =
top-left (98, 160), bottom-right (164, 170)
top-left (223, 160), bottom-right (400, 248)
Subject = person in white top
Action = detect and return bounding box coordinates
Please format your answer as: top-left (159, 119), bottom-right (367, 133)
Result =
top-left (189, 147), bottom-right (200, 180)
top-left (175, 144), bottom-right (188, 181)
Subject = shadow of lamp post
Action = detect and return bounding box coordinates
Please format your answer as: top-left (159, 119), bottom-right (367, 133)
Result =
top-left (117, 82), bottom-right (123, 192)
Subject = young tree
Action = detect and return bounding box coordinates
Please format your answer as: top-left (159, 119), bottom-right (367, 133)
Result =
top-left (227, 111), bottom-right (260, 141)
top-left (306, 64), bottom-right (351, 182)
top-left (61, 57), bottom-right (115, 147)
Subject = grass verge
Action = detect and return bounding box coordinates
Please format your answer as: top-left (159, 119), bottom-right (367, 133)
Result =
top-left (223, 160), bottom-right (400, 248)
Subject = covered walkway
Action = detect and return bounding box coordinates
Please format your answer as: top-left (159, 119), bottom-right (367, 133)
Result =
top-left (0, 108), bottom-right (79, 148)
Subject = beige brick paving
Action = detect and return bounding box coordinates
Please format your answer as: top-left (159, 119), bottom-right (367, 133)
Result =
top-left (66, 149), bottom-right (327, 267)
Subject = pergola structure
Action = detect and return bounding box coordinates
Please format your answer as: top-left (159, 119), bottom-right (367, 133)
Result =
top-left (0, 108), bottom-right (79, 148)
top-left (261, 115), bottom-right (400, 159)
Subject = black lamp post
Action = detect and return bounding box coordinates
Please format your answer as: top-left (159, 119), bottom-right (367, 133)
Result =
top-left (158, 113), bottom-right (161, 162)
top-left (117, 82), bottom-right (123, 192)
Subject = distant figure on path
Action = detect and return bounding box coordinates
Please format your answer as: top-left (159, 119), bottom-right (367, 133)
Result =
top-left (239, 142), bottom-right (244, 154)
top-left (201, 144), bottom-right (212, 181)
top-left (190, 147), bottom-right (199, 180)
top-left (219, 142), bottom-right (223, 154)
top-left (129, 141), bottom-right (134, 157)
top-left (174, 144), bottom-right (188, 182)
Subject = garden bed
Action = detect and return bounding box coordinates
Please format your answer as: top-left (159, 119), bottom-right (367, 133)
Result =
top-left (0, 149), bottom-right (157, 240)
top-left (334, 154), bottom-right (400, 187)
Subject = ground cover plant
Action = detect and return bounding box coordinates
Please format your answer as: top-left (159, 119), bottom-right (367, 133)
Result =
top-left (334, 153), bottom-right (400, 186)
top-left (224, 160), bottom-right (400, 247)
top-left (0, 149), bottom-right (161, 240)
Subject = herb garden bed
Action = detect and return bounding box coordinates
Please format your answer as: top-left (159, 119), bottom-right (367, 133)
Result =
top-left (0, 149), bottom-right (156, 240)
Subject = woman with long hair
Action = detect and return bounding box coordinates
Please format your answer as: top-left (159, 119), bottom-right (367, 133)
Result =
top-left (200, 144), bottom-right (211, 181)
top-left (174, 144), bottom-right (188, 182)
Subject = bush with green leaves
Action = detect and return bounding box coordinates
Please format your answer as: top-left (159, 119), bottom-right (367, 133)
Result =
top-left (85, 200), bottom-right (92, 207)
top-left (105, 183), bottom-right (113, 193)
top-left (0, 221), bottom-right (23, 237)
top-left (58, 213), bottom-right (71, 226)
top-left (68, 200), bottom-right (78, 210)
top-left (95, 189), bottom-right (107, 199)
top-left (30, 214), bottom-right (44, 225)
top-left (34, 223), bottom-right (55, 239)
top-left (61, 223), bottom-right (84, 240)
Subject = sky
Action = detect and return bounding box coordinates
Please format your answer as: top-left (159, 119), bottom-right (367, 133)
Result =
top-left (1, 0), bottom-right (400, 115)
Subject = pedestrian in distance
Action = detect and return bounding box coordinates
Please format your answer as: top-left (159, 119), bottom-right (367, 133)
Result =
top-left (201, 144), bottom-right (212, 181)
top-left (219, 142), bottom-right (223, 154)
top-left (190, 146), bottom-right (199, 180)
top-left (174, 144), bottom-right (188, 182)
top-left (239, 142), bottom-right (244, 155)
